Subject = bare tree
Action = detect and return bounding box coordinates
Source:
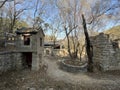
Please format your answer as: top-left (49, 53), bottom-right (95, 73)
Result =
top-left (11, 1), bottom-right (30, 32)
top-left (55, 0), bottom-right (120, 72)
top-left (56, 0), bottom-right (80, 58)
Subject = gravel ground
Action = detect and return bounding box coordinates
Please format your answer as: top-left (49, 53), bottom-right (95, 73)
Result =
top-left (0, 56), bottom-right (120, 90)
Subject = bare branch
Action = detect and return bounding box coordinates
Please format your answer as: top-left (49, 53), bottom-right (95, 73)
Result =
top-left (67, 25), bottom-right (78, 36)
top-left (0, 0), bottom-right (7, 8)
top-left (88, 4), bottom-right (120, 24)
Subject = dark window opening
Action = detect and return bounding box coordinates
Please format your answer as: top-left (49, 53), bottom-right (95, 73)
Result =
top-left (24, 36), bottom-right (30, 45)
top-left (40, 38), bottom-right (42, 46)
top-left (54, 44), bottom-right (60, 49)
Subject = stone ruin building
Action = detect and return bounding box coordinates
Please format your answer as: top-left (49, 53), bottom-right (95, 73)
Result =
top-left (0, 27), bottom-right (44, 73)
top-left (91, 33), bottom-right (120, 71)
top-left (44, 41), bottom-right (68, 57)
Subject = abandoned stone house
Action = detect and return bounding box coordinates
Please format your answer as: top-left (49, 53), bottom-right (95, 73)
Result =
top-left (0, 27), bottom-right (44, 73)
top-left (44, 41), bottom-right (68, 56)
top-left (91, 33), bottom-right (120, 71)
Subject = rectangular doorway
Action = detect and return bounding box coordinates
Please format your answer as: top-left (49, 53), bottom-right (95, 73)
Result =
top-left (22, 52), bottom-right (32, 69)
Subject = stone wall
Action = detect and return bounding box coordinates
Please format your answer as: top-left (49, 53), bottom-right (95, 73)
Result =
top-left (44, 48), bottom-right (68, 57)
top-left (91, 33), bottom-right (120, 71)
top-left (60, 60), bottom-right (87, 73)
top-left (52, 49), bottom-right (68, 57)
top-left (0, 51), bottom-right (22, 74)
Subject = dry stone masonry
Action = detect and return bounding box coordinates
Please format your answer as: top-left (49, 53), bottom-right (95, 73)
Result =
top-left (91, 33), bottom-right (120, 71)
top-left (0, 27), bottom-right (44, 73)
top-left (0, 51), bottom-right (22, 74)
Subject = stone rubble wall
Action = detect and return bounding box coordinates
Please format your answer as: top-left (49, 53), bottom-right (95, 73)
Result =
top-left (52, 49), bottom-right (68, 57)
top-left (91, 33), bottom-right (120, 71)
top-left (60, 60), bottom-right (87, 73)
top-left (44, 48), bottom-right (68, 57)
top-left (0, 51), bottom-right (22, 74)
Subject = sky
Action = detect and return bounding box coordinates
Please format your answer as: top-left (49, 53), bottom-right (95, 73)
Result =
top-left (0, 0), bottom-right (120, 39)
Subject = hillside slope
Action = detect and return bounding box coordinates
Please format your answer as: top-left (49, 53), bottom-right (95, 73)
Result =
top-left (104, 25), bottom-right (120, 40)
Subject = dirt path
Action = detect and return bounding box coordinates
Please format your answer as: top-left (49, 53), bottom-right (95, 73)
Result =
top-left (0, 56), bottom-right (120, 90)
top-left (44, 56), bottom-right (120, 89)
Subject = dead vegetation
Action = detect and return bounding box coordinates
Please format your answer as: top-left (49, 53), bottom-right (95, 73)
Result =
top-left (0, 69), bottom-right (74, 90)
top-left (0, 64), bottom-right (120, 90)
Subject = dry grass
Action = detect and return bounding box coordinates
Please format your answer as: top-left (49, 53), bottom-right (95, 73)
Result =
top-left (0, 69), bottom-right (120, 90)
top-left (0, 69), bottom-right (73, 90)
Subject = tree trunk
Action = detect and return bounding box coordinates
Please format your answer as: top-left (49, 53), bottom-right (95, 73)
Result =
top-left (66, 34), bottom-right (72, 58)
top-left (81, 14), bottom-right (93, 72)
top-left (79, 44), bottom-right (85, 61)
top-left (64, 27), bottom-right (72, 58)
